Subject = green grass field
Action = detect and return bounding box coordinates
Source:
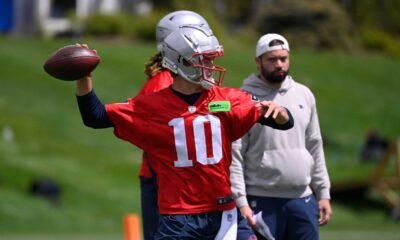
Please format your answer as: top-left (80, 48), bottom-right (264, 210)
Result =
top-left (1, 36), bottom-right (400, 239)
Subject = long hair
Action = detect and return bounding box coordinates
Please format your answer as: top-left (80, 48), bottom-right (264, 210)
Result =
top-left (144, 52), bottom-right (164, 79)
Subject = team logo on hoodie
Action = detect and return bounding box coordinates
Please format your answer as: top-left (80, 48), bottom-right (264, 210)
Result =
top-left (251, 95), bottom-right (259, 101)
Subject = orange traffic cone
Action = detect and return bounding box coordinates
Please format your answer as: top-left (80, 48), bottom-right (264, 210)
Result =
top-left (124, 213), bottom-right (141, 240)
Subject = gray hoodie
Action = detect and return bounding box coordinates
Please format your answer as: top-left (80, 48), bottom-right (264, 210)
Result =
top-left (230, 74), bottom-right (331, 207)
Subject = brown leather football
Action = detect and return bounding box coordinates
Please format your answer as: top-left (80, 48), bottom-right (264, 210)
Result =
top-left (43, 45), bottom-right (100, 81)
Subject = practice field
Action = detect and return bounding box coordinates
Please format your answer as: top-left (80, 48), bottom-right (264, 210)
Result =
top-left (1, 37), bottom-right (400, 238)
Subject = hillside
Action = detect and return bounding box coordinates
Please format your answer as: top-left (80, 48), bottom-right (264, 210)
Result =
top-left (1, 36), bottom-right (400, 238)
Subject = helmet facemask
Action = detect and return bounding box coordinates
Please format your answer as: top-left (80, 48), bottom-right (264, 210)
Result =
top-left (186, 49), bottom-right (226, 89)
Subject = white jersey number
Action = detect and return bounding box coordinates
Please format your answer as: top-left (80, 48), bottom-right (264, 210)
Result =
top-left (169, 115), bottom-right (222, 167)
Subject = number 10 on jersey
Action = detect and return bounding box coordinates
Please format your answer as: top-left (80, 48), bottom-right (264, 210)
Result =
top-left (169, 115), bottom-right (223, 167)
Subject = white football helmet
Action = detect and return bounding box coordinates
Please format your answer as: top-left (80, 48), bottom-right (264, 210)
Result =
top-left (161, 26), bottom-right (226, 89)
top-left (156, 10), bottom-right (210, 51)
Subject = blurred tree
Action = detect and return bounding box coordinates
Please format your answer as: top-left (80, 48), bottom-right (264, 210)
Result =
top-left (337, 0), bottom-right (400, 55)
top-left (339, 0), bottom-right (400, 34)
top-left (152, 0), bottom-right (173, 10)
top-left (83, 0), bottom-right (399, 54)
top-left (252, 0), bottom-right (354, 50)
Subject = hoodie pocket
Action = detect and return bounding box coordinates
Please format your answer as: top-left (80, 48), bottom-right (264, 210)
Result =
top-left (256, 148), bottom-right (314, 188)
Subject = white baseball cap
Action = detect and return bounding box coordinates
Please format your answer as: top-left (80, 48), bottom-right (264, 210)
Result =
top-left (256, 33), bottom-right (290, 57)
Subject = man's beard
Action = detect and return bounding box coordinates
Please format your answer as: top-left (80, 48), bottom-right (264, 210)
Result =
top-left (261, 68), bottom-right (289, 83)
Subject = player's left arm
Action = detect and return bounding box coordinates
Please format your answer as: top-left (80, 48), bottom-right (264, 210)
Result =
top-left (73, 44), bottom-right (113, 129)
top-left (76, 90), bottom-right (114, 129)
top-left (257, 101), bottom-right (294, 130)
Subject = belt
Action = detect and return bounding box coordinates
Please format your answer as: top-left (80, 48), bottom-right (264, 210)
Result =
top-left (217, 195), bottom-right (234, 205)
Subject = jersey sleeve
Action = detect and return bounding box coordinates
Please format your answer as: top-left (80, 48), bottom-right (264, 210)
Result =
top-left (228, 89), bottom-right (262, 141)
top-left (105, 99), bottom-right (150, 151)
top-left (134, 70), bottom-right (172, 178)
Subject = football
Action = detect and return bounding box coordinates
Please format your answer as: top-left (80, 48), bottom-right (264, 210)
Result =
top-left (43, 45), bottom-right (100, 81)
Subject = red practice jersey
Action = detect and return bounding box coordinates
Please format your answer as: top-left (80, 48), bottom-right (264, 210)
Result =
top-left (106, 86), bottom-right (261, 214)
top-left (135, 70), bottom-right (173, 178)
top-left (136, 70), bottom-right (173, 96)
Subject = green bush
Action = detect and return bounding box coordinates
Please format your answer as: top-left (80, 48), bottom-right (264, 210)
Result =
top-left (83, 12), bottom-right (165, 41)
top-left (254, 0), bottom-right (355, 51)
top-left (359, 29), bottom-right (400, 56)
top-left (129, 12), bottom-right (165, 41)
top-left (83, 12), bottom-right (132, 36)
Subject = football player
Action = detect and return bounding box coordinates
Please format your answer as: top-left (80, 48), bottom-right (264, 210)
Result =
top-left (137, 10), bottom-right (260, 240)
top-left (74, 26), bottom-right (294, 239)
top-left (136, 10), bottom-right (211, 240)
